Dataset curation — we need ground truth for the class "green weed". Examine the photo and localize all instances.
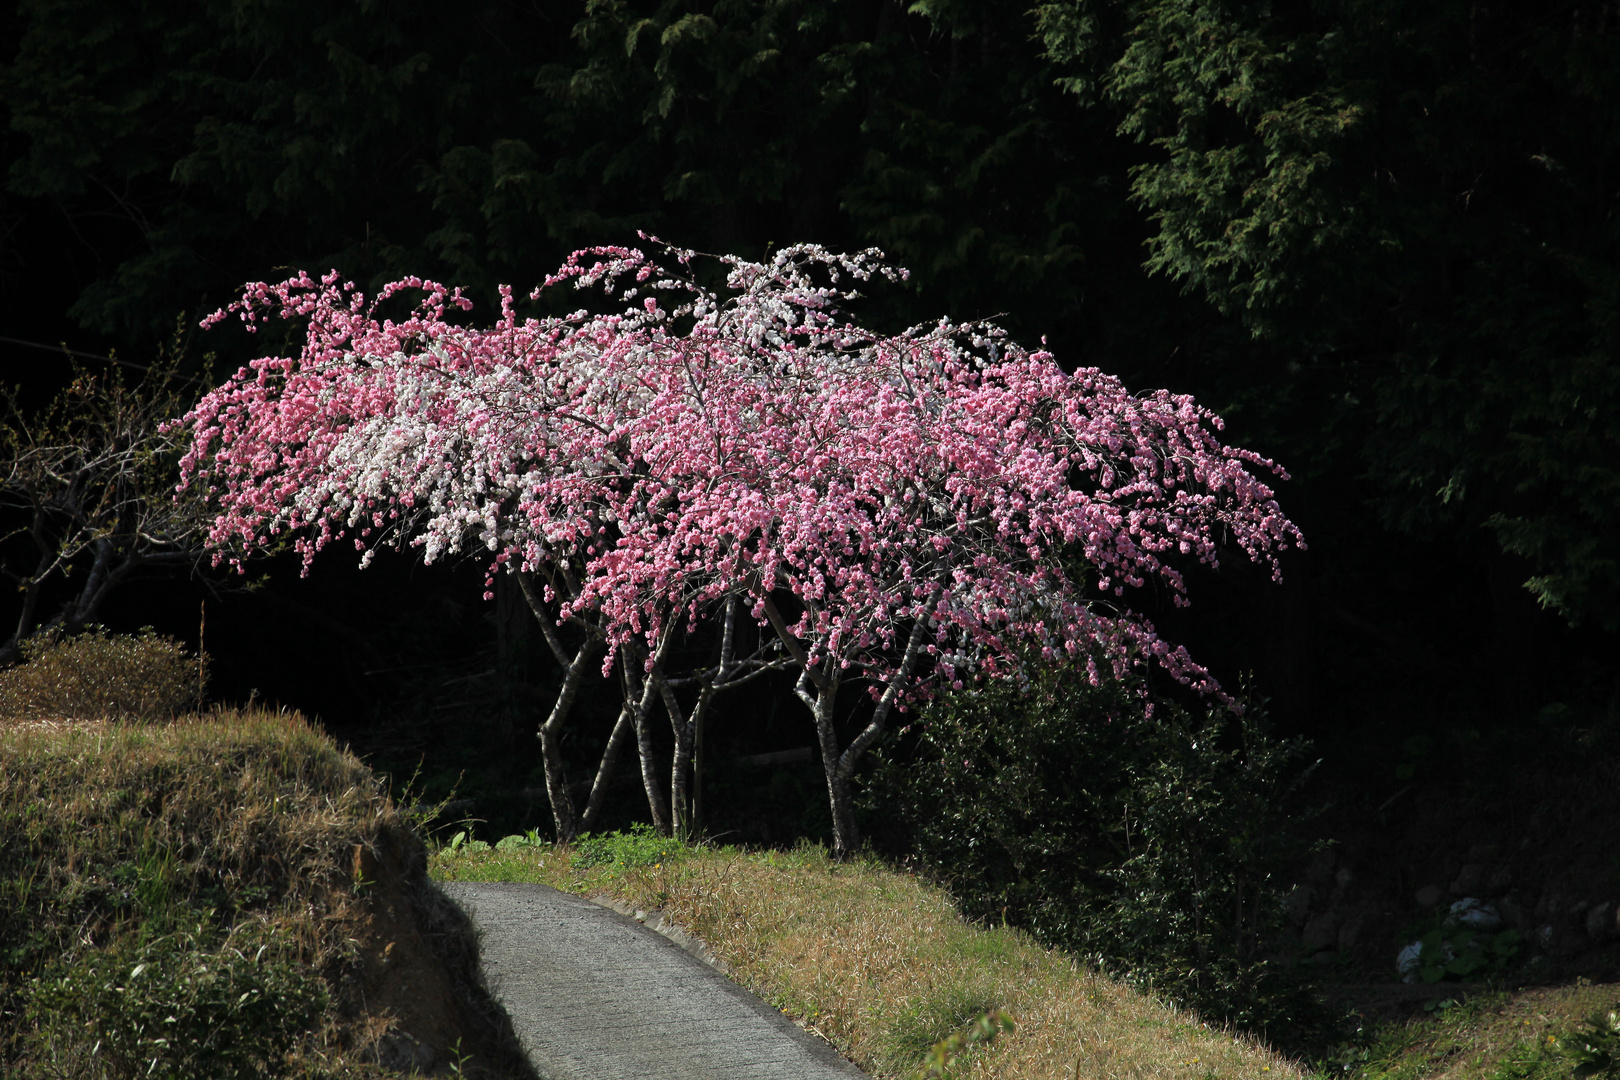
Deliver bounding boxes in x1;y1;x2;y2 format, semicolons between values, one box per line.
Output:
570;823;687;872
1561;1010;1620;1080
23;914;325;1080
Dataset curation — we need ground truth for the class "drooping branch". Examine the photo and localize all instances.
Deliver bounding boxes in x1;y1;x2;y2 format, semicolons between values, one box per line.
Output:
176;241;1301;856
759;593;822;691
516;569;574;668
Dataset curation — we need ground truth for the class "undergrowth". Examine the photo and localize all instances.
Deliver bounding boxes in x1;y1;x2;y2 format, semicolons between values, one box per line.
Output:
864;668;1325;1046
1322;985;1620;1080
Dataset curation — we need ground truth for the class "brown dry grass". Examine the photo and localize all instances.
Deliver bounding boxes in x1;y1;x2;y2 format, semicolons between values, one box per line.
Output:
0;708;533;1079
433;842;1306;1080
0;628;204;722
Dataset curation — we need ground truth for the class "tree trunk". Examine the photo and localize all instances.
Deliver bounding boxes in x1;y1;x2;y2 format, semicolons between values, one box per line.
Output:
514;569;604;844
821;616;930;859
693;597;737;836
4;530;54;660
620;643;671;835
580;702;634;835
62;536;116;634
660;674;693;839
762;594;860;855
692;690;707;834
585;651;664;834
808;673;859;857
538;638;600;843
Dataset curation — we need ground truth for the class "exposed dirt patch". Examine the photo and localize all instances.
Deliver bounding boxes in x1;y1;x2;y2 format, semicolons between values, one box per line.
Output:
333;817;537;1077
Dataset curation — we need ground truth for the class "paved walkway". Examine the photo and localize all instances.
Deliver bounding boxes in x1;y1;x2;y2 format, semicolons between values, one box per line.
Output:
439;881;868;1080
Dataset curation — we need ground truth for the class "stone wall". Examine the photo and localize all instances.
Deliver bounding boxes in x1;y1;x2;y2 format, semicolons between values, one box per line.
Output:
1278;757;1620;989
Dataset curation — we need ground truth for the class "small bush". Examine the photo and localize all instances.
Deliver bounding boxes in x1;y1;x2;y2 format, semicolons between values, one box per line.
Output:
24;915;325;1080
866;665;1324;1041
1399;915;1522;984
0;627;203;721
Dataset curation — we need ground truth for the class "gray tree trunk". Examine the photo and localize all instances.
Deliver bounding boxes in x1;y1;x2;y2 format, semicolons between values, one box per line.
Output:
620;641;672;835
538;638;600;843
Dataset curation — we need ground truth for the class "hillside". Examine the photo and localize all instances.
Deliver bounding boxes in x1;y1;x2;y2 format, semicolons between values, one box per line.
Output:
0;710;532;1079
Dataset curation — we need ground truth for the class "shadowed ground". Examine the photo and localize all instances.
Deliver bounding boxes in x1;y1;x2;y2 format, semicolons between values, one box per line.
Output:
440;881;869;1080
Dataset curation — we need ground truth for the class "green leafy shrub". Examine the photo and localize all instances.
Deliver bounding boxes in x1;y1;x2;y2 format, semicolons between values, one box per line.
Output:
571;824;686;871
1562;1010;1620;1080
494;829;546;851
1400;919;1521;984
24;915;325;1080
866;666;1322;1040
0;627;203;721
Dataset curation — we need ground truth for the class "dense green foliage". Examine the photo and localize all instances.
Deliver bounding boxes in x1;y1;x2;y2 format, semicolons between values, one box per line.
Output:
1032;0;1620;632
0;0;1123;343
867;669;1321;1037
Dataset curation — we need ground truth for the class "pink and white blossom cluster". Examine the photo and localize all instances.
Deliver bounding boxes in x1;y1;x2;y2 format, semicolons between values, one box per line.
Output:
177;239;1303;709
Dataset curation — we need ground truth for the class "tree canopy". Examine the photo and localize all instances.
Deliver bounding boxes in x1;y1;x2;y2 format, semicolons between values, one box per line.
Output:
176;241;1301;849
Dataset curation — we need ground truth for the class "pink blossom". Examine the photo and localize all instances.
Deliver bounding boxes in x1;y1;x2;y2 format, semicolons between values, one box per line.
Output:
176;239;1302;852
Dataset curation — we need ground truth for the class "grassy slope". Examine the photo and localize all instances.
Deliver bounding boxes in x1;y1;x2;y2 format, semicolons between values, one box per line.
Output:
432;839;1620;1080
0;711;530;1080
1334;984;1620;1080
432;840;1306;1080
3;702;1610;1080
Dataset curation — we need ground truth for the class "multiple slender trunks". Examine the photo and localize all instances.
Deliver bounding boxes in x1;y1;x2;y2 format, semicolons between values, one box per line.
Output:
512;568;931;857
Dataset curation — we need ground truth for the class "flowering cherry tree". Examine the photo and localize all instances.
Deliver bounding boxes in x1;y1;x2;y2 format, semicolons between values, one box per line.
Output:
177;239;1303;853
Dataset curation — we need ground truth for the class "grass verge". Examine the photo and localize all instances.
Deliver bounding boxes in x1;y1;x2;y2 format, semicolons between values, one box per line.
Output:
431;834;1305;1080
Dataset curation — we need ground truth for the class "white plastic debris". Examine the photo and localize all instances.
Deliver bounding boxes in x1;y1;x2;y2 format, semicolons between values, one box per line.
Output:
1449;897;1503;930
1397;940;1425;982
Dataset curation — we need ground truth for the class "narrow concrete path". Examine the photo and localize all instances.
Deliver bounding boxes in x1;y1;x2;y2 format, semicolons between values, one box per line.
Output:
439;881;869;1080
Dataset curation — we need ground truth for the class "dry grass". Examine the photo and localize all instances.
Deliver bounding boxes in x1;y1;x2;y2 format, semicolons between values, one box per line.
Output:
0;708;532;1079
0;627;203;721
1336;983;1620;1080
432;841;1305;1080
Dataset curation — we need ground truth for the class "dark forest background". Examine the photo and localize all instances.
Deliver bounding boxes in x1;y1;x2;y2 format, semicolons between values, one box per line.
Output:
3;0;1619;1014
